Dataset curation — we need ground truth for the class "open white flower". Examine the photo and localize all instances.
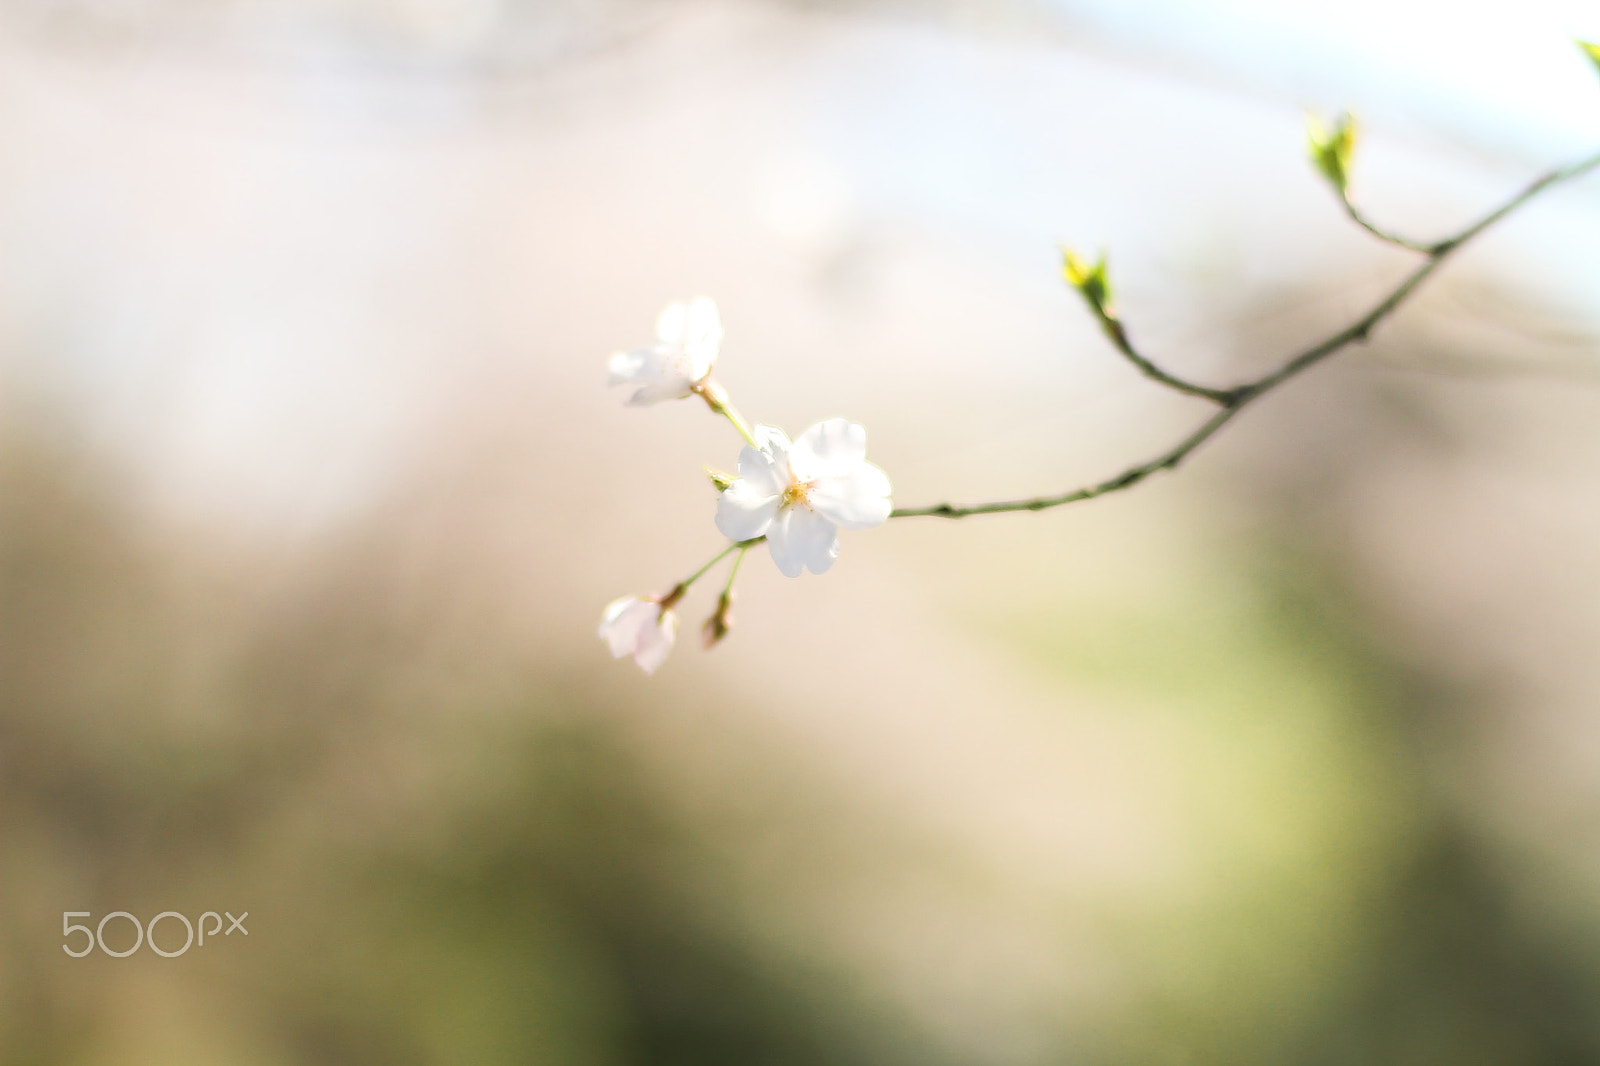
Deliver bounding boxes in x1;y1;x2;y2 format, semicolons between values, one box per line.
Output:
607;297;722;405
598;595;678;674
714;419;892;577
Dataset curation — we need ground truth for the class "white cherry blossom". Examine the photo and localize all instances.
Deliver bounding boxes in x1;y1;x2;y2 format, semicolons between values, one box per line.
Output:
714;419;892;577
598;595;678;674
607;297;722;405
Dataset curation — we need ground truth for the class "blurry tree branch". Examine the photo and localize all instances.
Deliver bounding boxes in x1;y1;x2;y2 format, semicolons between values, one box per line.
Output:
891;146;1600;520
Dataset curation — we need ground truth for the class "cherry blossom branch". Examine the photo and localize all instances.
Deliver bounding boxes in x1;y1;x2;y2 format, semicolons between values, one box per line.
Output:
600;63;1600;674
891;146;1600;521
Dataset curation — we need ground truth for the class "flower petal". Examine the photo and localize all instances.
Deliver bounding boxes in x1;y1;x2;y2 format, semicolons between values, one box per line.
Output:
632;611;677;674
599;597;656;657
627;376;694;405
809;462;892;530
751;424;792;459
609;345;696;404
655;302;689;347
735;440;788;498
790;419;866;479
767;506;838;577
716;482;780;541
680;297;722;381
607;347;660;386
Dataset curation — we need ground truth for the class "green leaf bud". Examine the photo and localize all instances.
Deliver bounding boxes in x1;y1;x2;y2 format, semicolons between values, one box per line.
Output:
1579;40;1600;79
1306;111;1357;195
1061;247;1112;314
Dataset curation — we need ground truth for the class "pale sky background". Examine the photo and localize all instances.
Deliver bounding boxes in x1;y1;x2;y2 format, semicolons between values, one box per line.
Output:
1066;0;1600;156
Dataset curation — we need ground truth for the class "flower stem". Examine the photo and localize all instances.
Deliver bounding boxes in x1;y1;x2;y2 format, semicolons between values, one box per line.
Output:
718;402;758;448
663;538;763;610
683;542;743;587
693;379;758;448
722;543;749;596
699;544;749;649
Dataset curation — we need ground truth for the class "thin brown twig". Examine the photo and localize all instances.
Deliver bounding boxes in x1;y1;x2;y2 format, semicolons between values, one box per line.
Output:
1092;310;1236;404
891;147;1600;521
1340;197;1437;253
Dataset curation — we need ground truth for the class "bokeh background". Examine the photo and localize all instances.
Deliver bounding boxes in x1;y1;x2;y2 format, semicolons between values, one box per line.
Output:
5;0;1600;1062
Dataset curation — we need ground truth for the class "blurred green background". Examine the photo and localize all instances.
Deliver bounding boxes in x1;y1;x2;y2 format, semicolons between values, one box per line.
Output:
5;1;1600;1063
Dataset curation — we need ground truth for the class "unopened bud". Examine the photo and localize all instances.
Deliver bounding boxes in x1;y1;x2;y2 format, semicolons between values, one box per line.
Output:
706;467;734;492
1306;111;1357;195
1061;248;1112;315
1580;40;1600;79
701;591;734;649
